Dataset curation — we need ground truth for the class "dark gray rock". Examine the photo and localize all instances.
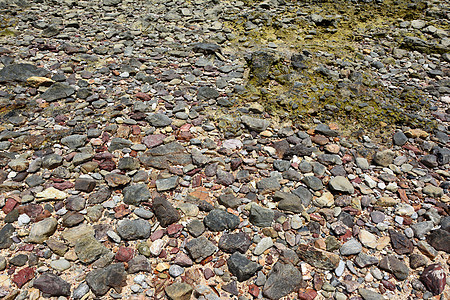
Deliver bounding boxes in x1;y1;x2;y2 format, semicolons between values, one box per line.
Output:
216;169;235;186
41;83;75;102
0;63;50;82
219;232;252;254
315;124;338;137
123;184;151;206
186;219;205;237
192;43;221;54
185;236;217;263
42;154;63;169
273;191;304;213
379;255;409;280
33;273;71;296
156;176;179;191
420;155;438;168
358;288;386;300
204;209;240;232
292;186;313;207
218;193;241;209
109;138;133;151
302;176;323;191
249;204;274;227
393;131;408;146
152;196;180;227
227;252;262;281
263;262;302;300
140;142;192;169
197;86;220;100
61;135;87;149
427;229;450;253
116;219;151;240
127;255;152;273
146;113;172;127
0;224;14;249
241;115;270;132
86;263;126;296
256;177;280;193
118;157;140;171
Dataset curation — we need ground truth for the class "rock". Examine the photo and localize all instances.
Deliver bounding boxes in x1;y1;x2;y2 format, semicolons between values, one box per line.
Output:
302;176;323;191
422;185;444;197
373;150;395;167
73;283;90;299
9;254;28;266
122;184;151;206
249;204;274;227
165;282;193;300
61;135;87;149
156;176;179;191
197;86;220;99
27;218;58;243
36;187;68;201
146;113;172;127
254;237;273;255
216;169;235;186
241;115;270;132
75;235;110;264
409;254;428;269
192;42;221;54
257;177;280;193
359;230;377;249
117;219;151;240
140;142;192;169
0;256;6;271
219;232;251;254
389;229;413;254
355;253;379;268
296;244;339;270
86;263;127;296
185;236;217;263
227;252;262;282
42;154;63;169
41;82;74;102
427;229;450;253
50;259;71;271
329;176;354;194
204;209;240;231
411;221;433;239
0;224;14;249
370;211;385;223
152;196;181;227
379;255;409;280
109;138;133;151
340;239;362;256
421;155;438;168
274;191;304;213
104;173;131;187
186;219;205;237
263;262;302;300
0;63;50;82
358;288;386;300
118;157;140;170
74;178;96;193
218;193;241;209
33;273;71;296
142;134;165;148
393;131;408;146
13;267;35;288
127;255;152;273
420;264;446;295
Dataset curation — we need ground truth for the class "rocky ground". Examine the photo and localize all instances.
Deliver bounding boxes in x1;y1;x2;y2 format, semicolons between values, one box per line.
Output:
0;0;449;299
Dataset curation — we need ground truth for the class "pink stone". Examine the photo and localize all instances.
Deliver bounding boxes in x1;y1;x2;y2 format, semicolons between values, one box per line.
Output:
13;267;35;288
142;134;165;148
115;246;134;262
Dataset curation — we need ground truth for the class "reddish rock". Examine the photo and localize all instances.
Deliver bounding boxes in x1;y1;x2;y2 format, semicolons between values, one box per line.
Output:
98;159;116;171
298;289;318;300
167;224;183;237
420;264;446;295
114;204;131;219
3;198;18;214
115;246;134;262
35;210;52;222
135;92;151;101
311;135;328;145
248;284;260;297
142;134;165;148
18;204;43;220
203;268;214;280
150;229;165;241
13;267;35;288
381;280;396;291
53;181;74;190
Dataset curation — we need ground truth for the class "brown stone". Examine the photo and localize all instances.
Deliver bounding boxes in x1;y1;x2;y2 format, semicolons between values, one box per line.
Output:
420;264;446;295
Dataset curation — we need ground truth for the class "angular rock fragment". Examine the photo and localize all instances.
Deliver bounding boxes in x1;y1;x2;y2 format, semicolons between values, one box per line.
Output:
420;264;446;295
204;209;240;231
86;263;127;296
33;273;71;296
227;252;262;282
152;196;181;227
263;262;302;300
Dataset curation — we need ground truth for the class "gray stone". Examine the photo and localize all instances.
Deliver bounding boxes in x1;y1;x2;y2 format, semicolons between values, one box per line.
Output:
273;191;304;213
241;115;270;132
61;135;87;149
73;282;90;299
109;138;133;151
41;83;75;102
127;255;152;273
340;239;362;255
186;219;205;237
140;142;192;169
373;150;395;167
216;169;235;186
156;176;179;191
117;219;151;240
256;177;280;193
0;224;14;249
86;263;127;296
218;193;241;209
249;204;274;227
123;184;151;206
263;262;302;300
379;255;410;280
393;131;408;146
219;232;251;254
27;218;58;243
329;176;354;194
146;113;172;127
0;63;50;82
118;157;140;171
411;221;434;239
75;235;110;264
292;186;313;207
302;176;323;191
42;154;63;169
204;209;240;232
227;252;262;281
185;236;217;263
359;288;386;300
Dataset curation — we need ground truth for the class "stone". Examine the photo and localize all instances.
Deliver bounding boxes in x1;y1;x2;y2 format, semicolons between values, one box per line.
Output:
263;262;302;300
296;245;340;270
9;254;28;266
33;273;71;296
218;193;241;209
42;154;63;169
219;232;251;254
74;178;97;193
127;255;152;273
257;177;281;193
340;239;362;256
373;150;395;167
185;236;217;263
152;196;181;227
253;237;273;255
117;219;151;240
104;173;131;187
122;184;151;206
427;229;450;253
169;265;184;277
355;253;379;268
204;209;240;231
146;113;172;127
13;267;35;288
302;176;323;191
118;157;140;171
186;219;205;237
420;264;446;295
241;115;270;132
165;282;193;300
409;254;427;269
140;142;192;169
46;238;68;256
411;221;433;239
216;169;235;186
249;204;274;227
359;230;377;249
50;259;71;271
61;134;87;149
0;224;14;249
86;263;127;296
75;235;110;264
27;218;58;243
421;155;438;168
73;283;90;299
422;185;444;197
36;187;68;201
389;229;413;254
0;63;50;82
156;176;179;191
329;176;354;194
358;288;386;300
274;191;304;213
378;255;409;280
393;131;408;146
227;252;262;282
